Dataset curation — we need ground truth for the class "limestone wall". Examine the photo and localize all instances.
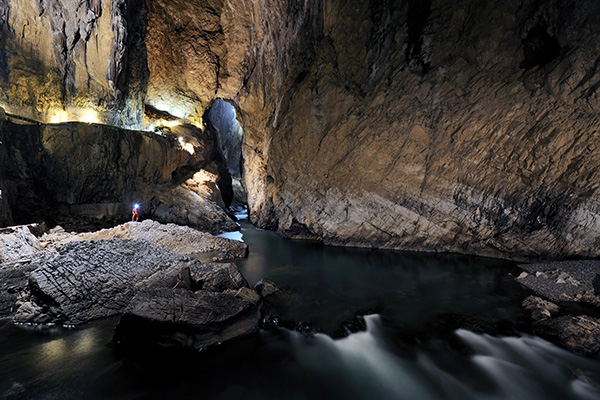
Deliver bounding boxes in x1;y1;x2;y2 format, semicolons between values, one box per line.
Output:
252;0;600;260
0;0;147;127
3;0;600;259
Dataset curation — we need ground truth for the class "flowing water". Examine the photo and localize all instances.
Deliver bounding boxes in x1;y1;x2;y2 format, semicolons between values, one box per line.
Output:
1;218;600;399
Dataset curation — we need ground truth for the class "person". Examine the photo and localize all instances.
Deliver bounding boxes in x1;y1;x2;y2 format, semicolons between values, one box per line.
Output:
132;203;140;222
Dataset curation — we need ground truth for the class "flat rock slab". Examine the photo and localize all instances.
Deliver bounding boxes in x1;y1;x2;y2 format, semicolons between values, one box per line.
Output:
517;260;600;304
13;238;189;325
42;219;247;261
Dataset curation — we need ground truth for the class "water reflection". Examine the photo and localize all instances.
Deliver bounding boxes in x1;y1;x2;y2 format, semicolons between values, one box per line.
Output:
235;220;520;333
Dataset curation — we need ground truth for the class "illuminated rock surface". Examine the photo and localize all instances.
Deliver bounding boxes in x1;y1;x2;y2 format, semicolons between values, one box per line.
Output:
141;0;600;260
0;118;236;231
2;1;600;259
0;0;147;126
41;219;247;261
0;220;247;321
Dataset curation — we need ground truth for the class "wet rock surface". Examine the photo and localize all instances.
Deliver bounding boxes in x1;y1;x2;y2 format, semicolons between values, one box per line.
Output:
517;261;600;305
12;239;188;325
537;315;600;356
115;284;262;351
522;295;560;322
0;220;259;352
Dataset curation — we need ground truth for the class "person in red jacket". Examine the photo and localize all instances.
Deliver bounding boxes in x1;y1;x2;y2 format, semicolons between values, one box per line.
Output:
132;203;140;222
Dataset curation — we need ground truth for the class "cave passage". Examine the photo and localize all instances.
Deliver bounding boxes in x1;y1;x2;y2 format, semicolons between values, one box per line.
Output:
205;99;246;205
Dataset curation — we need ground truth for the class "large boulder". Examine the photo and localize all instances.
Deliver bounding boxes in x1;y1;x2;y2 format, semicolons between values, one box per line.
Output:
12;239;188;325
537;315;600;356
114;262;262;351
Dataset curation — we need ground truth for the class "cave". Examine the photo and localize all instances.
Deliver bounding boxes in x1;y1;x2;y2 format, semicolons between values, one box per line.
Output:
204;99;247;206
1;0;600;399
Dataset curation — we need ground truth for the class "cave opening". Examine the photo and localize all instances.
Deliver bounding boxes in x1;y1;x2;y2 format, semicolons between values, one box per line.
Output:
204;99;246;208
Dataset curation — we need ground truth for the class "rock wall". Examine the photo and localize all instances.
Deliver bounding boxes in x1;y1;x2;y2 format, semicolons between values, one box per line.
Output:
0;119;229;229
3;0;600;259
242;0;600;260
0;0;147;126
146;0;600;260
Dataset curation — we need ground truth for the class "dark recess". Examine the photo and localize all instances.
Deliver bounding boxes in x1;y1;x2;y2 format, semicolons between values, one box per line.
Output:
406;0;432;72
520;25;561;69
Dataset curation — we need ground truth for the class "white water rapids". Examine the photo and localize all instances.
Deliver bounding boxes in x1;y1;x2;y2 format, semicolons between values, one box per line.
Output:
285;315;600;400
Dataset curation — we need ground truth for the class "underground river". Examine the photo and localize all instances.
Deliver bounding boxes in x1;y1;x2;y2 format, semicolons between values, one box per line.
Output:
1;217;600;399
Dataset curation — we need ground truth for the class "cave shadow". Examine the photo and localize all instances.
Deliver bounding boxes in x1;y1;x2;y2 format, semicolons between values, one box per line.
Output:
203;98;247;208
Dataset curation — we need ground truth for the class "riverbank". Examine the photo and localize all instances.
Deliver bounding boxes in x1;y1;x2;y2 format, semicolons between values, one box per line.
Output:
0;220;273;352
515;260;600;355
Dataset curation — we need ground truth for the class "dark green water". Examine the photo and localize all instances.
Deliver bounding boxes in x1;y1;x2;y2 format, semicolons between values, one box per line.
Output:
1;219;600;399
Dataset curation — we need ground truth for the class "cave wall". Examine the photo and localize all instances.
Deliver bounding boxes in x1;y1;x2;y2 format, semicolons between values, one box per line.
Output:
144;0;600;260
0;0;147;127
253;0;600;260
0;119;208;225
2;0;600;259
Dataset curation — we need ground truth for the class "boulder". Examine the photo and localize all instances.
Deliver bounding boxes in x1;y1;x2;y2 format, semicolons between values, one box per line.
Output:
114;286;261;351
538;315;600;356
12;238;189;325
254;278;280;298
521;295;560;322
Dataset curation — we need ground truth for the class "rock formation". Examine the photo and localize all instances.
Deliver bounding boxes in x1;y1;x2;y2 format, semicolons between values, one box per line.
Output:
2;0;600;259
41;219;247;261
114;263;262;351
0;219;265;351
0;0;147;126
242;0;600;261
0;220;248;321
516;260;600;355
13;238;188;325
0;118;236;231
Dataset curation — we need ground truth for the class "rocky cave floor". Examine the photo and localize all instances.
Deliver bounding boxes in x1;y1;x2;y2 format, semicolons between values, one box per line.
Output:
1;218;600;358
